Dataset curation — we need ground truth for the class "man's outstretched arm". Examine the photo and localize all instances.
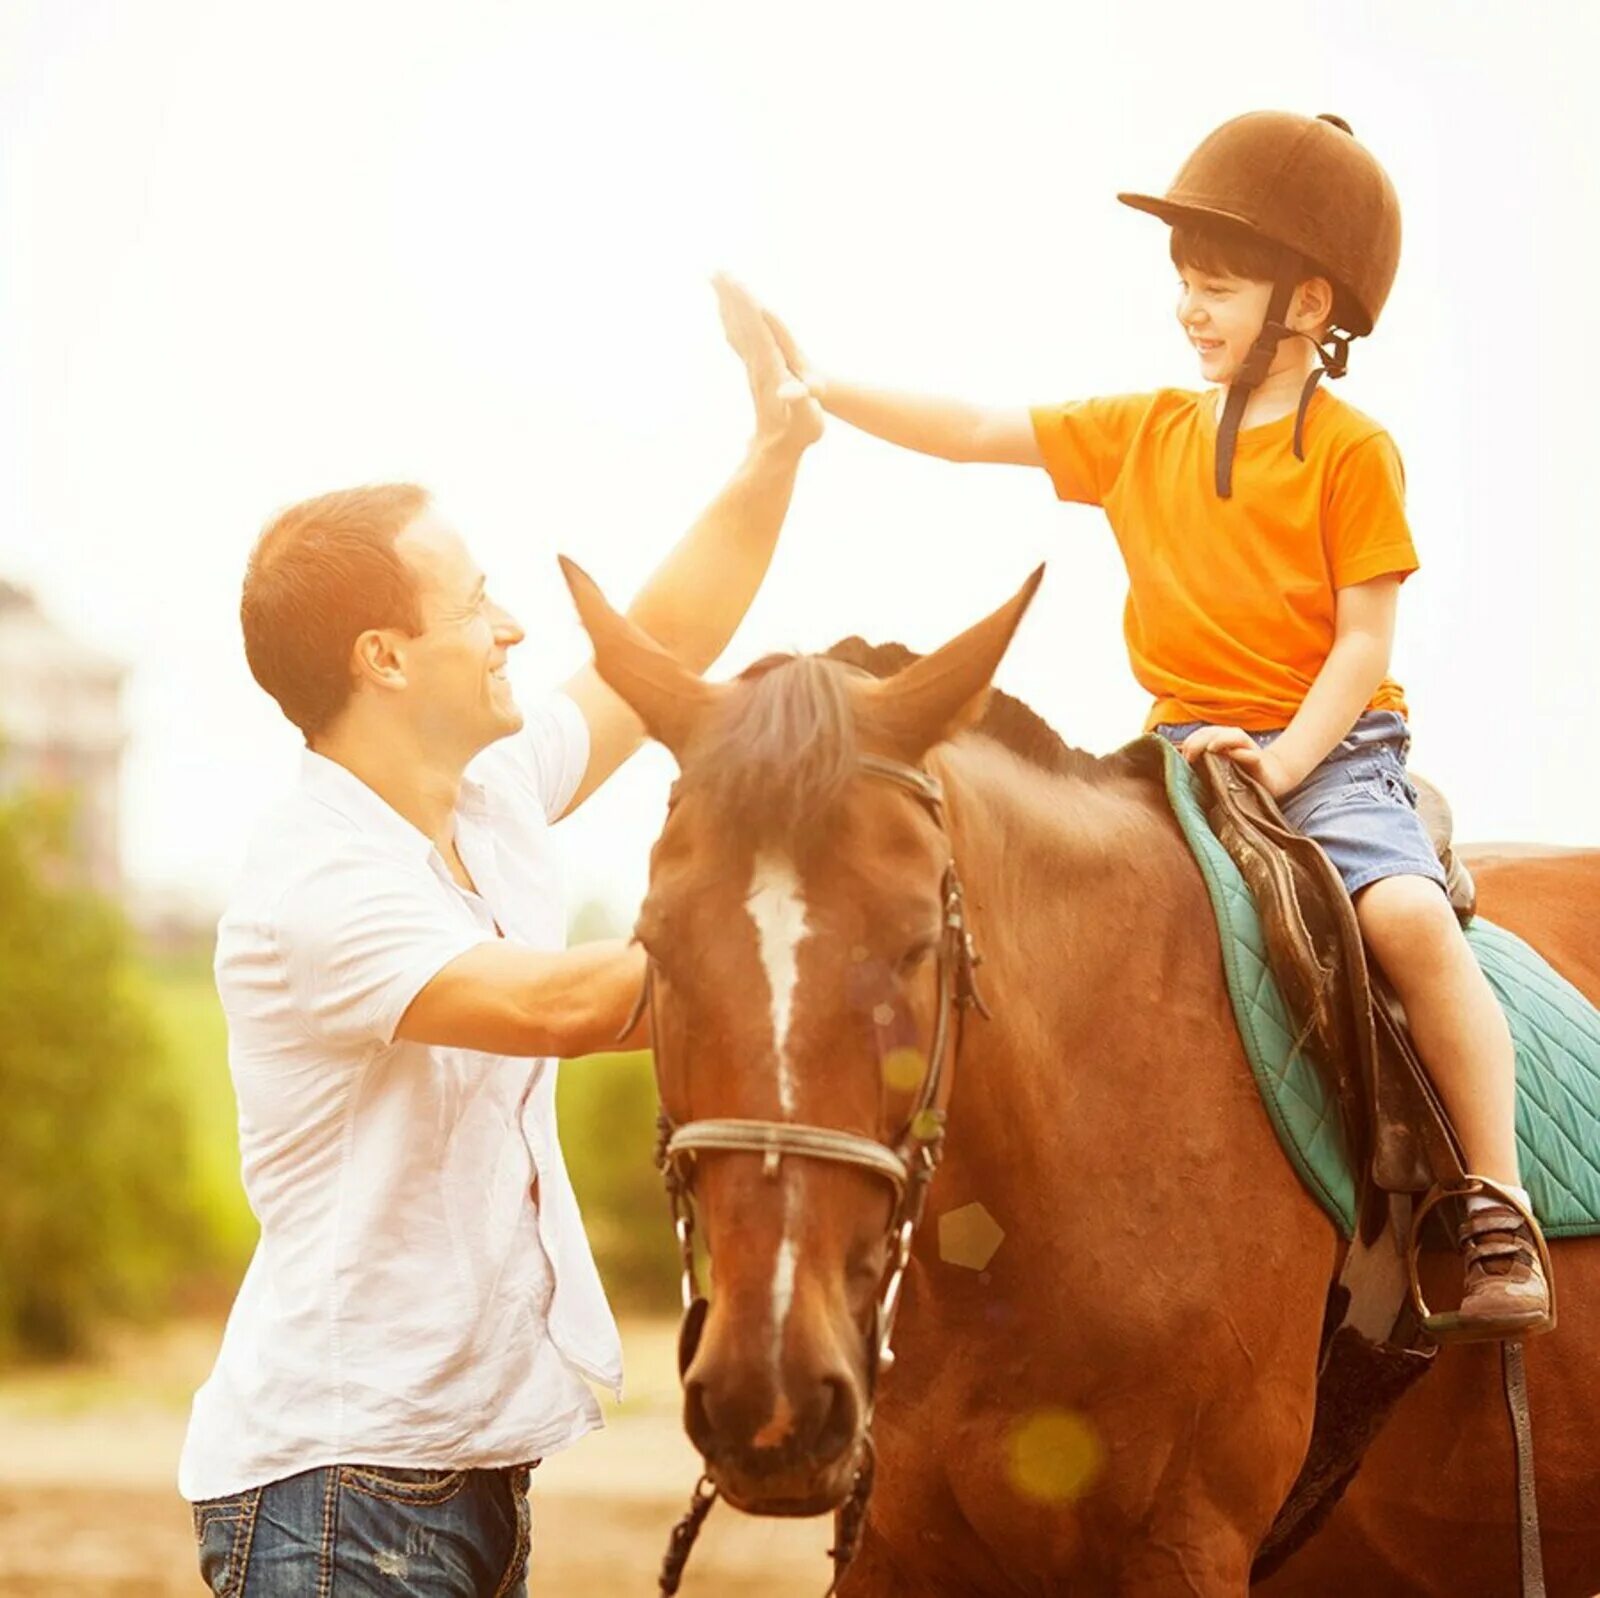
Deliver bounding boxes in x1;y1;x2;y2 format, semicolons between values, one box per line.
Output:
395;938;649;1058
557;276;823;816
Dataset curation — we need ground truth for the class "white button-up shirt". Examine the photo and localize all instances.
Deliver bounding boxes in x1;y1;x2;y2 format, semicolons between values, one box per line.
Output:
179;693;623;1502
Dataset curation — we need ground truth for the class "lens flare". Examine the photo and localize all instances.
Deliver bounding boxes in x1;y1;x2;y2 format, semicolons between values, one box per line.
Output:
937;1201;1004;1270
882;1046;925;1093
1006;1408;1104;1504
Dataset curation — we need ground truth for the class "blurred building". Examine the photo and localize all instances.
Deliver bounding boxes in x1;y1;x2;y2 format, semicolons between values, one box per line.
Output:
0;579;128;896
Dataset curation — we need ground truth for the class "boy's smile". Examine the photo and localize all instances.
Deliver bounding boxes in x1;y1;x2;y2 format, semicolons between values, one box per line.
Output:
1174;263;1335;411
1176;267;1275;385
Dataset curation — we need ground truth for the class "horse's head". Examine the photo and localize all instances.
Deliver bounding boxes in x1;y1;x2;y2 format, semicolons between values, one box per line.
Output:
562;558;1041;1515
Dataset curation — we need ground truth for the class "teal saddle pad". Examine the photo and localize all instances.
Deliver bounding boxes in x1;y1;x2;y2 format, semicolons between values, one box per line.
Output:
1144;734;1600;1240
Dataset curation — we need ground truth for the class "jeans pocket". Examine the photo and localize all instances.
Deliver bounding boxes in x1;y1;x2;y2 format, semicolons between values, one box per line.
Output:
193;1488;261;1597
1387;765;1421;809
1335;749;1418;809
337;1463;472;1507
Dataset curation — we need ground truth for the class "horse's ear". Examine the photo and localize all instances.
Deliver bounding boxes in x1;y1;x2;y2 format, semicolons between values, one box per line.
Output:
865;566;1044;756
559;556;720;759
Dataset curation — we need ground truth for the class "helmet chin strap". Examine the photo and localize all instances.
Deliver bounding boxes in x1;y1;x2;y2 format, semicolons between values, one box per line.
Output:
1213;273;1356;498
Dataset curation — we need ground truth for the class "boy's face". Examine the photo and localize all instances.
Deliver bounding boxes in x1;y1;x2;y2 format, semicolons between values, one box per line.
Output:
1175;265;1277;385
1175;264;1330;386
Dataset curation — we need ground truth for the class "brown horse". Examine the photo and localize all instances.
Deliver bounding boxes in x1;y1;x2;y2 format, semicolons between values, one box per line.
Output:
561;560;1600;1596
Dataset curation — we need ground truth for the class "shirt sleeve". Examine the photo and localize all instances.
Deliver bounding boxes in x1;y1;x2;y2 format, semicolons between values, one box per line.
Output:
1324;432;1421;589
467;690;592;823
1028;392;1156;505
274;850;491;1050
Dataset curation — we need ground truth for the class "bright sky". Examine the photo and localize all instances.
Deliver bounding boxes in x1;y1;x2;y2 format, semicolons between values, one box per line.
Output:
4;0;1596;923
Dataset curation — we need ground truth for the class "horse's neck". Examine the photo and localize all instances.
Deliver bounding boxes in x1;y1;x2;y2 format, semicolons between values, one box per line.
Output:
937;737;1181;991
931;737;1223;1204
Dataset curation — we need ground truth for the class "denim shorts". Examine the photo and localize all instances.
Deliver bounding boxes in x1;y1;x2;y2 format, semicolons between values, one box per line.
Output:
192;1460;536;1596
1152;708;1448;899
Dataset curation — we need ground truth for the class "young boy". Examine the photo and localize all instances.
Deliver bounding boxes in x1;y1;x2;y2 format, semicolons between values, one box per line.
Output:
735;110;1550;1340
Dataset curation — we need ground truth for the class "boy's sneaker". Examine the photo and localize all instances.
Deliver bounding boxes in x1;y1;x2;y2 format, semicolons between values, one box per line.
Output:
1431;1202;1555;1342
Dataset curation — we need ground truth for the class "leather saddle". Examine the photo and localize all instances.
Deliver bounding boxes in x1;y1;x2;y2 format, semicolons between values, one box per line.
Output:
1192;751;1475;1228
1196;758;1559;1595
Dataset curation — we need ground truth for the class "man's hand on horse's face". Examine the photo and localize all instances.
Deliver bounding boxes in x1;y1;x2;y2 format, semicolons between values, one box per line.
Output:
712;273;824;453
1180;726;1295;798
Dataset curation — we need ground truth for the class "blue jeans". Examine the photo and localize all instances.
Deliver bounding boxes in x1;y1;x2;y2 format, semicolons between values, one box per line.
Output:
1153;708;1449;898
192;1462;536;1596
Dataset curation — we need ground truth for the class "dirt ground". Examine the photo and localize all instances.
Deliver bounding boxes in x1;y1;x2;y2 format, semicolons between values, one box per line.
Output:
0;1319;832;1596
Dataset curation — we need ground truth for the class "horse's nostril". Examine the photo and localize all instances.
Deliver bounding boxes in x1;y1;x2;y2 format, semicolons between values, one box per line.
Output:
811;1374;859;1465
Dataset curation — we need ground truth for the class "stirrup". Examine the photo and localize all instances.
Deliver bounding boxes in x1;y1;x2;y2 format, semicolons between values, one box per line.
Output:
1405;1176;1557;1344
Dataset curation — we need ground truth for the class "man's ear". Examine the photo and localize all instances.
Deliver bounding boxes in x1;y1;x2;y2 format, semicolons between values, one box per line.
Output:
350;627;408;692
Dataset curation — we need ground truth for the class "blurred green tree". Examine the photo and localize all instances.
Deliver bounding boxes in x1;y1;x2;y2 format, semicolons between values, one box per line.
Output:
0;787;199;1360
558;896;678;1311
557;1048;679;1311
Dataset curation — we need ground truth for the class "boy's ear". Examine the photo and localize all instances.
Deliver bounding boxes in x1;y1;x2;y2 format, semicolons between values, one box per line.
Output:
1296;274;1336;333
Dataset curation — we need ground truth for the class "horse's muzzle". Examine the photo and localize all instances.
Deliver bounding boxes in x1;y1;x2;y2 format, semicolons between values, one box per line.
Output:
683;1358;865;1512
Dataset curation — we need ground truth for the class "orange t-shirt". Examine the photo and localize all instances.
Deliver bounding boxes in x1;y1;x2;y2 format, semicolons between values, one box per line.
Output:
1029;386;1418;731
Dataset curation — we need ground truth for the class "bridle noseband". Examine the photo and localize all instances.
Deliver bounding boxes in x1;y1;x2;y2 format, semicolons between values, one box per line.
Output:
645;752;988;1596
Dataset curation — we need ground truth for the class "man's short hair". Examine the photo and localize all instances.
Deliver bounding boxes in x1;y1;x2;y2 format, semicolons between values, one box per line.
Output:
1169;220;1348;337
241;483;430;739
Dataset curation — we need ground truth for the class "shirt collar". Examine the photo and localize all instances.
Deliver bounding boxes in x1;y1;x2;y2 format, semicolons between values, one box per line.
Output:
299;749;486;863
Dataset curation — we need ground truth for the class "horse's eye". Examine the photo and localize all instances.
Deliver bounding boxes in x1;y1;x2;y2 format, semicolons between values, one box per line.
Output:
846;1236;889;1295
896;939;938;977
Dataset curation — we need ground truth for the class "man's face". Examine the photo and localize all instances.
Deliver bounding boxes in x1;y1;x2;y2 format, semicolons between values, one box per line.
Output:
388;506;525;757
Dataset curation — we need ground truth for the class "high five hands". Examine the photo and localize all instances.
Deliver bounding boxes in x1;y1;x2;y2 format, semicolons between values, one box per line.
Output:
711;274;823;454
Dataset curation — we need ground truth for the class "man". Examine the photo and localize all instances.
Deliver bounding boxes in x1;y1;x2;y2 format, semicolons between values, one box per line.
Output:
180;279;822;1595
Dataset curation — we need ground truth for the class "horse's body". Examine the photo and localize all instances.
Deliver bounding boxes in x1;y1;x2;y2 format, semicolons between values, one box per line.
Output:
558;560;1600;1595
836;736;1341;1594
1256;850;1600;1598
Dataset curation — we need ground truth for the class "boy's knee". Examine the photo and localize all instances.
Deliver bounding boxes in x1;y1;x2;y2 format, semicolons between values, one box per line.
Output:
1354;873;1456;968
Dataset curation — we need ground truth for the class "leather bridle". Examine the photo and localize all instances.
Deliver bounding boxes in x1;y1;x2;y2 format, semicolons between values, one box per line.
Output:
642;751;989;1596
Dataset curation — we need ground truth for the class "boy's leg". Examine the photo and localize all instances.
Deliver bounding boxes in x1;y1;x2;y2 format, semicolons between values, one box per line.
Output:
1355;873;1551;1335
1354;873;1519;1183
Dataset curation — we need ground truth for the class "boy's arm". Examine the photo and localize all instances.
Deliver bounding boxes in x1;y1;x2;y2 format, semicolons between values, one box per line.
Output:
1187;575;1400;793
721;282;1042;467
805;374;1043;467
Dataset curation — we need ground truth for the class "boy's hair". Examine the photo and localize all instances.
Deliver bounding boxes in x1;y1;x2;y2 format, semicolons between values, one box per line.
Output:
1169;220;1349;338
241;483;430;740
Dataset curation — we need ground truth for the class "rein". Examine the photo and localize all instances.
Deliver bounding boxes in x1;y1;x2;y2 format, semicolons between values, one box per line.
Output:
642;751;989;1596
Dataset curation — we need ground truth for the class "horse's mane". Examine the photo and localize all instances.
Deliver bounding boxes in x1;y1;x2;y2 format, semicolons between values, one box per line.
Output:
676;636;1140;844
823;636;1112;784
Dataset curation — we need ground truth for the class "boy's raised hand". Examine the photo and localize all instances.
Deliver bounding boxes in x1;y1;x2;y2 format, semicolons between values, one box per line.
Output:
761;308;819;397
712;273;823;452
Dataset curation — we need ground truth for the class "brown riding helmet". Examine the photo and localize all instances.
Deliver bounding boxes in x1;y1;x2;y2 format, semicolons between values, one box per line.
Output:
1117;111;1402;496
1117;110;1401;336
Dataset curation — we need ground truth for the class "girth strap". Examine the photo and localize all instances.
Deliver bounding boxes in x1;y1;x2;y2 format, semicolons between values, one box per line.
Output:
1502;1341;1546;1598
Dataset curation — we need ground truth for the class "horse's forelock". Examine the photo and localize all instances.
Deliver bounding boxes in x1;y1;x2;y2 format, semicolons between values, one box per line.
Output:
679;654;860;844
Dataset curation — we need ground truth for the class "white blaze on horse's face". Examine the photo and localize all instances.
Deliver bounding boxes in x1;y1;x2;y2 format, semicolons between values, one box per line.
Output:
745;848;811;1422
745;850;811;1117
